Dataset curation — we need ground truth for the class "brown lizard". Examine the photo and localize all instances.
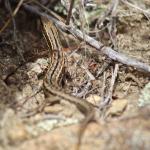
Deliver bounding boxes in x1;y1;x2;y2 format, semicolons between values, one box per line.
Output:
41;16;95;149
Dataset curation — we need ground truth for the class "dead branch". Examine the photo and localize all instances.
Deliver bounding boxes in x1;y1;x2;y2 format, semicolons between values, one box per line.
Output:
23;4;150;75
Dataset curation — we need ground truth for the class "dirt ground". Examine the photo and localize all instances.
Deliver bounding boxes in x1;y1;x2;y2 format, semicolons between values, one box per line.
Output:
0;1;150;150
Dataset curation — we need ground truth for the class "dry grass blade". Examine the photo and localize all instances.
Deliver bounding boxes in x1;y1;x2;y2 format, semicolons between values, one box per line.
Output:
0;0;24;34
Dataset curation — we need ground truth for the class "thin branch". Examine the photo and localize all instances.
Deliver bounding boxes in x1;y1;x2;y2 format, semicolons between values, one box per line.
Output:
0;0;24;34
100;64;119;108
121;0;150;19
23;4;150;74
66;0;75;25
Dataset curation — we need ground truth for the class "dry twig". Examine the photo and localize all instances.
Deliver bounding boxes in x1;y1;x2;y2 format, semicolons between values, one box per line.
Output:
23;4;150;74
121;0;150;19
0;0;24;34
100;64;119;109
66;0;75;25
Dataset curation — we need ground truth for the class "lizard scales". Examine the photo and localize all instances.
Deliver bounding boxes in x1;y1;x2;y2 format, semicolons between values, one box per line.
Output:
41;16;95;149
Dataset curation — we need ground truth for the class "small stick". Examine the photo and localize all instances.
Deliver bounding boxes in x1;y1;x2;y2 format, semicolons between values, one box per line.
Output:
100;64;119;108
66;0;75;25
23;4;150;74
0;0;24;33
121;0;150;17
